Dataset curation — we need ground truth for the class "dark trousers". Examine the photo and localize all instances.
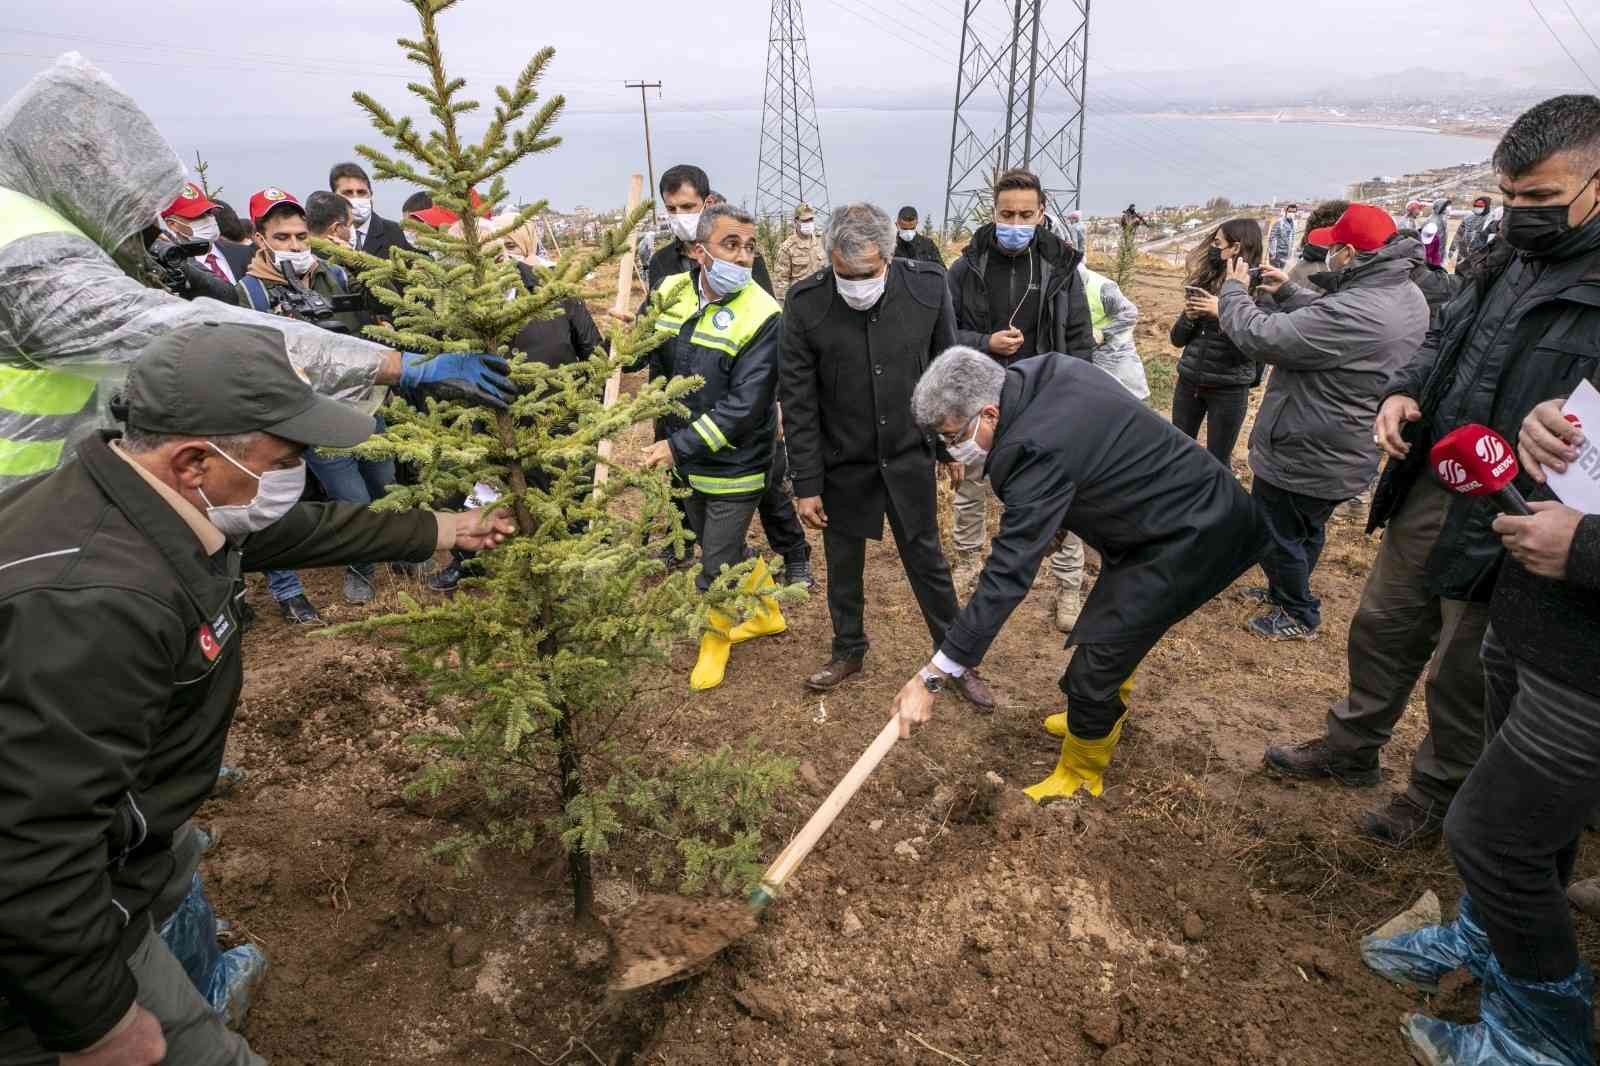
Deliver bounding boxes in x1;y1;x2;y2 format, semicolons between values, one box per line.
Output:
1445;627;1600;983
683;490;761;594
1325;478;1488;809
1171;381;1249;468
1059;632;1165;740
822;487;958;662
756;442;808;561
1251;477;1341;629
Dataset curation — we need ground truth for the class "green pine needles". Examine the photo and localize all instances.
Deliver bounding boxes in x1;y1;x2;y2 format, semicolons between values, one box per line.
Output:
320;0;792;922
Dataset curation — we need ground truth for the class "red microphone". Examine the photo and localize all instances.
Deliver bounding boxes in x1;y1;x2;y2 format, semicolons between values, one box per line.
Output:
1428;424;1532;516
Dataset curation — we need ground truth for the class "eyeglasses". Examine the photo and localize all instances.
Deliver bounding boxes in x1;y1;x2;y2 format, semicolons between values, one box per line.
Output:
938;414;979;447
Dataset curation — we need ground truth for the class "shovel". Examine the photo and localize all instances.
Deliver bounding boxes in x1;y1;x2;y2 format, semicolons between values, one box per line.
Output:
607;711;904;993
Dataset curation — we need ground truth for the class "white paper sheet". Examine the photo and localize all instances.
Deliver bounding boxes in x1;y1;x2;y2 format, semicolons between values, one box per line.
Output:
1548;379;1600;515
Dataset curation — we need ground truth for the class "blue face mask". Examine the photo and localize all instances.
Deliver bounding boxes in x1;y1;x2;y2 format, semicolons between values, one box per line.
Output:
703;253;752;296
995;223;1035;252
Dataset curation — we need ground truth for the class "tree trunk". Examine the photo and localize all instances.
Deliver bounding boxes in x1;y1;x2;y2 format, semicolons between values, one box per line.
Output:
554;708;595;924
495;410;536;535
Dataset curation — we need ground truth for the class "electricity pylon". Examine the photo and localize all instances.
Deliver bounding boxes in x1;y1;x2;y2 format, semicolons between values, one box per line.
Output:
754;0;830;223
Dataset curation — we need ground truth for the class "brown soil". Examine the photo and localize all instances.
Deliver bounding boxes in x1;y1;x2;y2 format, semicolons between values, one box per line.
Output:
606;895;761;994
198;260;1599;1064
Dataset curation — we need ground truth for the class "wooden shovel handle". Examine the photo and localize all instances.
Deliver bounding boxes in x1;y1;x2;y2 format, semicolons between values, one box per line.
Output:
759;713;902;896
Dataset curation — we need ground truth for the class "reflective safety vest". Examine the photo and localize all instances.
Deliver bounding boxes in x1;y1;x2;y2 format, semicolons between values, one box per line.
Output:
0;187;100;486
652;272;781;497
1080;265;1113;336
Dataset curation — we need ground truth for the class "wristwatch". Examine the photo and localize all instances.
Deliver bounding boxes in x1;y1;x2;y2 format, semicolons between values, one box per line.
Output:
918;667;945;694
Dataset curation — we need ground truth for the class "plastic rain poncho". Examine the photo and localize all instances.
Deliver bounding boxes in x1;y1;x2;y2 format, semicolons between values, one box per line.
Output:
0;53;394;487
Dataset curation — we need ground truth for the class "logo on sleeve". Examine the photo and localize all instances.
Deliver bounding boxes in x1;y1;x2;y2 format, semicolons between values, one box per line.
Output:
197;624;221;662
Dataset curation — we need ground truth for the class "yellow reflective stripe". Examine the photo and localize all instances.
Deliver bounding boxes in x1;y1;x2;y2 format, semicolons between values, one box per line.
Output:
1081;267;1110;333
690;330;741;357
687;472;766;495
0;435;66;477
691;419;719;452
0;188;86;247
655;315;686;334
0;366;98;417
696;415;730;450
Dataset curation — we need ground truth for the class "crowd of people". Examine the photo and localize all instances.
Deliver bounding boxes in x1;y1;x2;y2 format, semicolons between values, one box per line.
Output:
0;50;1598;1064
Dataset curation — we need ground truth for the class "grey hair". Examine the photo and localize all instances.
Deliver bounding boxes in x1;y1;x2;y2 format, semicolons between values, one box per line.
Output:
696;202;755;242
911;346;1006;430
121;426;260;457
826;202;895;266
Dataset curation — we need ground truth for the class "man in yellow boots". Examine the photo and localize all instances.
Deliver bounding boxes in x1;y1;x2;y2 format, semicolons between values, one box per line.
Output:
890;346;1268;800
641;204;786;690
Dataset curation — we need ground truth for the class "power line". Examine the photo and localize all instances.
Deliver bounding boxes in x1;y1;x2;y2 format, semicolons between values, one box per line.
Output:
1526;0;1600;91
624;80;662;221
1560;0;1600;61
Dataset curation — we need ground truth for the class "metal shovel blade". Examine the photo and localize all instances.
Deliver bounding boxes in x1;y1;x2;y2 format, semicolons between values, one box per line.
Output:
605;894;761;994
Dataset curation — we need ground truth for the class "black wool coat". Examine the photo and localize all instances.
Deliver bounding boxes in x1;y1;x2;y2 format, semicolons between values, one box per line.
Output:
940;354;1269;666
780;257;956;541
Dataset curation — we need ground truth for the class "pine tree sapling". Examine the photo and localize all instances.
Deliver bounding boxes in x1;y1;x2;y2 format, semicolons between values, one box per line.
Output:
320;0;793;923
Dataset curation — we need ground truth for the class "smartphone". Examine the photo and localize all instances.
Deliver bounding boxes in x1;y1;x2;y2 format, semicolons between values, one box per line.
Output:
1184;286;1207;296
1248;267;1264;285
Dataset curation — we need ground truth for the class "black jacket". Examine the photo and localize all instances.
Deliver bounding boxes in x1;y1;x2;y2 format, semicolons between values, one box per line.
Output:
940;355;1268;666
1371;223;1600;600
0;434;439;1051
512;263;603;368
353;214;414;317
1410;262;1464;329
646;239;773;297
216;239;254;281
945;225;1094;362
1171;305;1258;388
1491;484;1600;697
894;233;945;267
780;258;956;541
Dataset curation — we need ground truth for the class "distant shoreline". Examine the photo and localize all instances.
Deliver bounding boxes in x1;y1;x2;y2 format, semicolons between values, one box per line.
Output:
1135;111;1502;142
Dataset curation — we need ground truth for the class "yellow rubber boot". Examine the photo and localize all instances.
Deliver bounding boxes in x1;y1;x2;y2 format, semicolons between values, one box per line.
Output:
690;609;735;691
1023;714;1128;803
1043;673;1134;739
729;558;787;644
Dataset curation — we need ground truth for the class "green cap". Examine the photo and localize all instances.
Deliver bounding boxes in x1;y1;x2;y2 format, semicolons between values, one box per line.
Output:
794;201;815;221
122;320;376;448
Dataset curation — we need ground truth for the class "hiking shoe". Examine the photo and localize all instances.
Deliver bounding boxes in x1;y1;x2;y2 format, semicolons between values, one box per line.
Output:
1263;736;1381;787
388;560;428;580
1235;585;1272;605
1246;606;1318;641
1358;794;1445;849
783;553;816;591
343;566;376;604
278;594;322;625
950;549;983;596
1568;877;1600;918
427;559;466;594
1054;585;1082;634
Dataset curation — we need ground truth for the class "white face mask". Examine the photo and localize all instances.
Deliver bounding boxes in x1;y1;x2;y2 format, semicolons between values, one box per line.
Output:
187;216;221;243
797;220;815;237
346;195;373;224
669;212;702;243
897;228;916;242
836;269;887;311
274;248;317;275
946;414;988;466
198;443;306;537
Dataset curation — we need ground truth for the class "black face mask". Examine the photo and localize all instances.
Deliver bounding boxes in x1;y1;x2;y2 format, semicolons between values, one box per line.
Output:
1206;246;1225;267
1503;172;1600;257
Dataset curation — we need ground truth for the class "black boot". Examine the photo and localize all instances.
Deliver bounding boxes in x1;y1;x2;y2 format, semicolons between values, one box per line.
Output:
1357;793;1446;849
1263;736;1380;787
782;551;816;591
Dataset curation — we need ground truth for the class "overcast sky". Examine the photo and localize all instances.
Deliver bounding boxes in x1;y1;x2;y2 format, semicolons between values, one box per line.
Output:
4;0;1598;130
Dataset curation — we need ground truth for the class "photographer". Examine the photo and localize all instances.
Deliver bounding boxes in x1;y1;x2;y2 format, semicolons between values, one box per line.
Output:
1215;204;1428;643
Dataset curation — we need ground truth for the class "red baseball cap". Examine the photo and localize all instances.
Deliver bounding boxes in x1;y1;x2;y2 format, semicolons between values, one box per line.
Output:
248;187;303;225
1308;203;1397;253
410;188;486;228
163;181;217;220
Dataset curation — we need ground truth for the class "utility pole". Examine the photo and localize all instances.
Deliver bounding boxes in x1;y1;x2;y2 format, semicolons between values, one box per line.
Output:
624;80;662;222
943;0;1091;236
754;0;830;224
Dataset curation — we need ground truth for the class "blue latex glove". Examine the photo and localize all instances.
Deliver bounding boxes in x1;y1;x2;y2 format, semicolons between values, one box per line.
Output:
399;352;515;409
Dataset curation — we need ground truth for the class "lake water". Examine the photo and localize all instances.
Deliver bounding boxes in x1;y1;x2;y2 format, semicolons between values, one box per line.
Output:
171;109;1491;224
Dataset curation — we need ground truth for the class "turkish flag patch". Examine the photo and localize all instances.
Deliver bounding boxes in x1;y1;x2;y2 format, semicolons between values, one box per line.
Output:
198;624;221;662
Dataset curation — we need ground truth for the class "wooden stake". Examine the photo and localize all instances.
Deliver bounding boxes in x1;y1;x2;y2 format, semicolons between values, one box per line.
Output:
593;172;644;495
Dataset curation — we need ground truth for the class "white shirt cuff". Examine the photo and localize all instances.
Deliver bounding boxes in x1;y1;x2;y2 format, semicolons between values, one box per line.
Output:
931;650;967;678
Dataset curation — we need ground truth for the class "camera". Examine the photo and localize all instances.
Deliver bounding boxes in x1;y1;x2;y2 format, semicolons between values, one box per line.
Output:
146;235;211;298
270;268;362;334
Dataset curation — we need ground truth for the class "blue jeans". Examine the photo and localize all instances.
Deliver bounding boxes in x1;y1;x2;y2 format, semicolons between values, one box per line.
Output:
305;416;396;580
1252;476;1340;629
265;568;303;602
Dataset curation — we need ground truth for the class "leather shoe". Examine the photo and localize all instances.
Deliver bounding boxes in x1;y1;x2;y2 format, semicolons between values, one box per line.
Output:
1357;793;1445;849
954;670;995;712
1263;736;1380;787
804;658;863;691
